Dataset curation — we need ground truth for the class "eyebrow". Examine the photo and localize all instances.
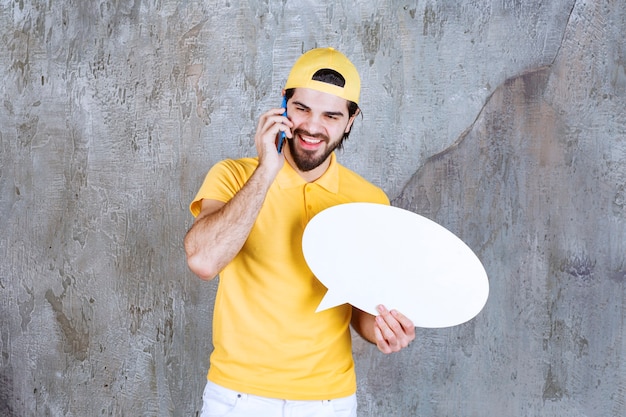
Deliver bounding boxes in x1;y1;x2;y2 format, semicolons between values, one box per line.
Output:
292;100;346;118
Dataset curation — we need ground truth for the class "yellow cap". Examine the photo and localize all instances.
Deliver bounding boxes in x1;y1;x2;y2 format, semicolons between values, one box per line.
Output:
284;47;361;104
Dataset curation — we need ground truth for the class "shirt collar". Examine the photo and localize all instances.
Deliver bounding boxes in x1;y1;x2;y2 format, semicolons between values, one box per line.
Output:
276;152;339;193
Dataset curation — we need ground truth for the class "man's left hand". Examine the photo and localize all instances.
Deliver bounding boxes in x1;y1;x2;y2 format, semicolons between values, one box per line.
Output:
373;305;416;354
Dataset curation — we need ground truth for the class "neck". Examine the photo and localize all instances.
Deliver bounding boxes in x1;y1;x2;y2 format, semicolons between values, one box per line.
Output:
283;146;332;183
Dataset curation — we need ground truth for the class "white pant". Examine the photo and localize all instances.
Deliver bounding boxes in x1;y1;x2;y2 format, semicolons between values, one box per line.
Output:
200;380;358;417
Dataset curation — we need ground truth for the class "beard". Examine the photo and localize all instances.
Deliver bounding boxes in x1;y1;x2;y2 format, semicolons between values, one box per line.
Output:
287;128;344;172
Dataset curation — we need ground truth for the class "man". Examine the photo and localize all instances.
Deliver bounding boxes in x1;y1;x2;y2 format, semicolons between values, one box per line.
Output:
185;47;415;417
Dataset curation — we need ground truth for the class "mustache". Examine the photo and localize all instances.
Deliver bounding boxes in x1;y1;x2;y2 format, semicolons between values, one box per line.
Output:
293;128;330;143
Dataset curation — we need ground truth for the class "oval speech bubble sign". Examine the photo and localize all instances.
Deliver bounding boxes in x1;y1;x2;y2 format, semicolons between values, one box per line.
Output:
302;203;489;328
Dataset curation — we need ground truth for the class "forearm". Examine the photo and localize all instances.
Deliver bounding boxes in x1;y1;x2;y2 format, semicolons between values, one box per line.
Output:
184;165;275;280
351;307;377;344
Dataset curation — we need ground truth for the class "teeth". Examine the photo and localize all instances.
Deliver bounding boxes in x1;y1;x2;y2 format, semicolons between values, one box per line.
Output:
302;137;321;144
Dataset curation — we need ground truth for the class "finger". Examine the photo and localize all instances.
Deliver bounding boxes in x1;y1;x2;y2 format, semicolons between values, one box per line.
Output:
377;305;402;334
256;108;289;134
390;310;416;341
374;325;392;354
377;307;414;350
379;305;412;332
256;109;278;132
375;314;401;350
259;108;290;125
258;115;292;142
261;107;289;120
375;305;398;340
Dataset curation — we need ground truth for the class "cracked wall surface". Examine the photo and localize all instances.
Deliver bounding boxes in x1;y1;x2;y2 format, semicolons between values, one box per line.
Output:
1;0;624;416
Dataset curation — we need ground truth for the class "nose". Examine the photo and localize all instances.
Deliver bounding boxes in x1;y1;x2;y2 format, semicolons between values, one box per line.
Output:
300;113;325;136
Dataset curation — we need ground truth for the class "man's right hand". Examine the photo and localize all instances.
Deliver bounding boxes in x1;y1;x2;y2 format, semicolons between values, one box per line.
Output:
254;107;292;177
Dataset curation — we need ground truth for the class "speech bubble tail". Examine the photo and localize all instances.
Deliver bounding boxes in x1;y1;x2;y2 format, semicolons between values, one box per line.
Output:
315;292;345;313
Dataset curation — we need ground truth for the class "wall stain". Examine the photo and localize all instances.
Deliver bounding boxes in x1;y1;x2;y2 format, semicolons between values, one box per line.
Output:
44;288;90;362
360;18;381;66
129;304;153;335
560;253;596;281
180;19;207;45
18;285;35;331
542;364;564;402
0;368;16;417
404;6;417;19
423;3;444;39
17;115;39;148
546;319;589;359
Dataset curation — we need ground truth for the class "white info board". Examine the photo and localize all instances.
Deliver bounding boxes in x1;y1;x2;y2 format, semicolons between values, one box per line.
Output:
302;203;489;328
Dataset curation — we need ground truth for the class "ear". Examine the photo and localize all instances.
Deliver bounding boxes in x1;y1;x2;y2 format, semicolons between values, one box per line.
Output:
344;108;360;133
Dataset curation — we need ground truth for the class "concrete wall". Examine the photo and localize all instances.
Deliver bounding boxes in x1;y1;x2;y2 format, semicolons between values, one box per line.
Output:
1;0;624;415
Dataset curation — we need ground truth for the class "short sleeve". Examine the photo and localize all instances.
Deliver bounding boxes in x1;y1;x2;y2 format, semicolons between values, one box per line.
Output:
189;159;255;217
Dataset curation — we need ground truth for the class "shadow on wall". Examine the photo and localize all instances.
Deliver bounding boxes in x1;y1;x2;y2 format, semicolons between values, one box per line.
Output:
392;36;625;413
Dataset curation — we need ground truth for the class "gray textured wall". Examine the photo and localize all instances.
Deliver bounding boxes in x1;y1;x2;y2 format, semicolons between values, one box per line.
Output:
1;0;624;416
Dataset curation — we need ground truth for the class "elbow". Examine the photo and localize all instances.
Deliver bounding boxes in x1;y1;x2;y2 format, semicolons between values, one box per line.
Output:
187;257;219;281
184;232;219;281
186;253;219;281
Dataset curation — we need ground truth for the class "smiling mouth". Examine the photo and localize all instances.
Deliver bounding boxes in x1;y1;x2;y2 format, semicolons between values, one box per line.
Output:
295;130;328;147
301;136;322;145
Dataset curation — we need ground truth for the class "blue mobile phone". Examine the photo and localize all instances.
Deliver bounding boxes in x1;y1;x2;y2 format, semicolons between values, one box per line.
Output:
277;96;287;154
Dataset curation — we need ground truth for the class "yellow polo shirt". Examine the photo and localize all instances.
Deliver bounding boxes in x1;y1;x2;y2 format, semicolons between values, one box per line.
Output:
190;153;389;400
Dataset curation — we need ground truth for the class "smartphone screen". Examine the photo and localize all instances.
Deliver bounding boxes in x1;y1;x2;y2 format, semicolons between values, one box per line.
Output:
277;96;287;153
